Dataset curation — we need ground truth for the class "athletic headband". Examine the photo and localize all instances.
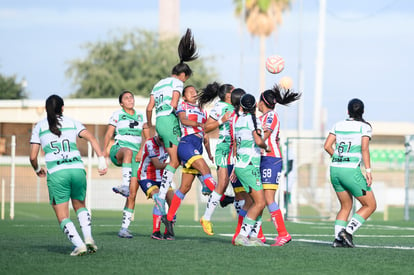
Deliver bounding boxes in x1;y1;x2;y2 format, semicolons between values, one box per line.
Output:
261;93;276;106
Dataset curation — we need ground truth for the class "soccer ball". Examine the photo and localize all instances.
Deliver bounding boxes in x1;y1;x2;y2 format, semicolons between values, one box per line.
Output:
265;55;285;74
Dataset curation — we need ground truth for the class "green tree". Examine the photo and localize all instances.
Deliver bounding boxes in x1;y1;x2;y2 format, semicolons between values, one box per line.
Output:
0;73;27;99
66;29;218;98
234;0;290;90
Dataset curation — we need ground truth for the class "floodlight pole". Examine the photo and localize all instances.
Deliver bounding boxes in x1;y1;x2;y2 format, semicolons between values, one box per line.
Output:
313;0;326;137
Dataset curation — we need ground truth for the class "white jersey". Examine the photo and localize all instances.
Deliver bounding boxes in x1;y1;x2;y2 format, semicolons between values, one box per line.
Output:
30;116;85;174
151;77;184;117
234;113;263;168
329;119;372;169
108;109;145;152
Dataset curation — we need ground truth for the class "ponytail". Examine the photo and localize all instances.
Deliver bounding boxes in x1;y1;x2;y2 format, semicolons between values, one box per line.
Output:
348;98;371;127
45;94;64;137
240;94;260;136
171;28;198;77
198;82;233;109
261;84;301;109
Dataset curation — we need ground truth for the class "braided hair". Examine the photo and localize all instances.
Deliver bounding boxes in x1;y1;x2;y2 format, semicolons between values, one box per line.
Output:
45;94;64;137
260;84;301;109
231;88;246;117
348;98;371;126
198;82;233;109
171;28;199;77
240;94;260;136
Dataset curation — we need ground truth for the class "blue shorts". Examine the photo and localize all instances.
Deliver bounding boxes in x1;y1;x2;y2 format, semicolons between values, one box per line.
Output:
228;164;245;194
178;134;204;174
260;156;283;190
139;179;161;198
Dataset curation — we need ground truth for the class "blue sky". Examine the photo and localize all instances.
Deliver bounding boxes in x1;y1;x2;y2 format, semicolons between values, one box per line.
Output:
0;0;413;131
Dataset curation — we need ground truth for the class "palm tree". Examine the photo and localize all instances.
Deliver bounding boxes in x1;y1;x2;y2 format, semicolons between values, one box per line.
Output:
234;0;290;91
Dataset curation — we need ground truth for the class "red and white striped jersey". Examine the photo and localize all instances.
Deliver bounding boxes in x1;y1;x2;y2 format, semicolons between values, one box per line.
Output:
260;110;282;158
137;137;168;182
176;101;207;137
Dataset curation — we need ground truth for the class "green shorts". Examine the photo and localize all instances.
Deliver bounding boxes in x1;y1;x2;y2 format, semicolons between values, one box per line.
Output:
47;169;87;205
109;144;140;177
215;146;230;168
156;114;181;148
235;165;263;193
330;166;371;197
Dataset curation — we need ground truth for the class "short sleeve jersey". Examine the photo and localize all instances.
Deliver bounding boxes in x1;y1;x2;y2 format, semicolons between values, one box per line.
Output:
260;110;282;158
151;77;184;117
137;137;169;182
329;119;372;168
234;113;263;168
108;109;145;152
30;116;85;174
176;101;207;137
209;101;234;152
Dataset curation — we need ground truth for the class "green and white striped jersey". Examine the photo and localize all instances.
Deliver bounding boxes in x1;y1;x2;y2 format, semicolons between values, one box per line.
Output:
209;101;234;152
108;109;145;152
234;113;263;168
151;77;184;117
329;119;372;168
30;116;85;174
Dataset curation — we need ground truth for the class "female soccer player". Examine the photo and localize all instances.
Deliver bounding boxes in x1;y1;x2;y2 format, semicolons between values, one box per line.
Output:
197;82;234;235
161;85;216;240
103;90;147;238
258;85;301;246
137;135;175;240
232;94;269;247
146;28;198;215
29;94;107;256
324;98;376;248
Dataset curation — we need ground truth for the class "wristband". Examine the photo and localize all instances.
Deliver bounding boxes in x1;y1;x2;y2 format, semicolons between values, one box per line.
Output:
35;166;41;173
98;156;107;170
218;118;223;125
366;168;372;173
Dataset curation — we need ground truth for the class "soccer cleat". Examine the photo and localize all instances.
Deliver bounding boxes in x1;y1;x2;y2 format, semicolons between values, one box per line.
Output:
272;233;292;246
163;232;175;240
118;228;133;238
199;216;214;236
332;238;347;248
219;195;235;208
153;193;166;215
84;238;98;253
70;244;87;256
161;215;175;240
112;185;130;197
339;229;355;248
234;234;253;246
249;237;270;247
151;231;163;240
201;186;212;196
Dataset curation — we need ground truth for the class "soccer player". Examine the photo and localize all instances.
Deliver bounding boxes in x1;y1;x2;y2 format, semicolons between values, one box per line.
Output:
258;85;301;246
103;90;147;238
29;94;107;256
146;28;198;216
161;85;216;240
232;94;269;247
137;135;175;240
324;98;376;248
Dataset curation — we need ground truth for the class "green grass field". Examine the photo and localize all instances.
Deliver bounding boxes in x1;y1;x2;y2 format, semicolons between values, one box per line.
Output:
1;203;414;275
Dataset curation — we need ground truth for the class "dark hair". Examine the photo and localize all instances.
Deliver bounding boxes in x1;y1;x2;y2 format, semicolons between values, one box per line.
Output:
260;84;301;109
198;82;233;109
240;94;260;136
118;90;133;104
231;88;246;117
348;98;370;126
45;94;64;137
171;28;198;77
